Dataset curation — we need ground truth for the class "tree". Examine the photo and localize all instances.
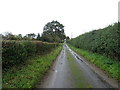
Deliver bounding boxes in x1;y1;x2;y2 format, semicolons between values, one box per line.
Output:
3;32;16;40
18;34;22;39
37;33;41;40
23;36;29;40
66;36;70;40
41;20;66;42
26;33;36;39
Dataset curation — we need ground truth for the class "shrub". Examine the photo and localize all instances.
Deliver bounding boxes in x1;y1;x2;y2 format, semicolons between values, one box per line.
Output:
2;41;36;69
68;23;119;61
33;41;58;55
2;40;58;69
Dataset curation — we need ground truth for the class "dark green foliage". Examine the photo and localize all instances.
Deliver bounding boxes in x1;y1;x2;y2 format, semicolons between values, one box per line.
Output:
22;41;36;57
33;41;58;55
2;41;36;69
36;33;41;40
41;20;66;43
2;40;58;69
39;42;57;54
3;45;62;88
68;23;119;61
26;33;36;39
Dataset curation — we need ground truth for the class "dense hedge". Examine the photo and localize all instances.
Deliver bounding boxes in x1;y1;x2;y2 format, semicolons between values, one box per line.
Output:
68;23;120;61
2;40;58;69
33;41;58;55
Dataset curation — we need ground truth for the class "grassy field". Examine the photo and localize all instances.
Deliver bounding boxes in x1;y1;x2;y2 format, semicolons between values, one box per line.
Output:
3;45;62;88
68;44;120;81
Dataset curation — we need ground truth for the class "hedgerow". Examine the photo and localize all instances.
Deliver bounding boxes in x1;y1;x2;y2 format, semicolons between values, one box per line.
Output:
68;23;119;61
2;40;58;69
34;41;58;55
3;45;62;88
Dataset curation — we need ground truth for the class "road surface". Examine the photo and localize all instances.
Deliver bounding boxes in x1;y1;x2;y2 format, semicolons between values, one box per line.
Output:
36;43;118;88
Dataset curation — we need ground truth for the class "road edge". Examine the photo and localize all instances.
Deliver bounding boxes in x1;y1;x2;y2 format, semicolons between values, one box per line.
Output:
67;44;119;88
35;47;63;88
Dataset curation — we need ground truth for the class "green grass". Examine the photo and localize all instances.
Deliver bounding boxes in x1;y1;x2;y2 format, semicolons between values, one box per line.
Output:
66;49;93;88
3;46;62;88
67;44;120;81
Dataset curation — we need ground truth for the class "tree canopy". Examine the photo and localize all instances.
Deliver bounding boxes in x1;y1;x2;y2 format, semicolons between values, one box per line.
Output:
41;20;66;43
2;20;69;42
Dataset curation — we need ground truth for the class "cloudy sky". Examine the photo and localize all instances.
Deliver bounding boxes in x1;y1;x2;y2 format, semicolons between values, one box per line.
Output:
0;0;119;38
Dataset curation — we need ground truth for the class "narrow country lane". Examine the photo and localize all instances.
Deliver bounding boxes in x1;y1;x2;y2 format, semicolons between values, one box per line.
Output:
36;43;117;88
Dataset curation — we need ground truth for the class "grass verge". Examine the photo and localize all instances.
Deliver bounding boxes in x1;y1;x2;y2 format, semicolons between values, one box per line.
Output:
3;45;62;88
67;44;120;81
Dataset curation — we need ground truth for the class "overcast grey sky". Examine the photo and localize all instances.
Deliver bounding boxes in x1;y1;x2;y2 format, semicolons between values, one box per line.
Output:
0;0;119;38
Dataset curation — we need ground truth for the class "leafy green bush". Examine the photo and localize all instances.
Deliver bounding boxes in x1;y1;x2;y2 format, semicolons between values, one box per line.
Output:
33;41;58;55
3;45;62;88
68;23;119;61
23;41;36;57
2;41;36;69
2;40;58;69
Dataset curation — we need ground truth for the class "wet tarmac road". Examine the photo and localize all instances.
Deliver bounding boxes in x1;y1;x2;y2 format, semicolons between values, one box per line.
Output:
36;44;118;88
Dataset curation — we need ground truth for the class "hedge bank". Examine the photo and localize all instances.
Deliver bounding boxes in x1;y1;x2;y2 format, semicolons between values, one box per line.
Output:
2;40;58;69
